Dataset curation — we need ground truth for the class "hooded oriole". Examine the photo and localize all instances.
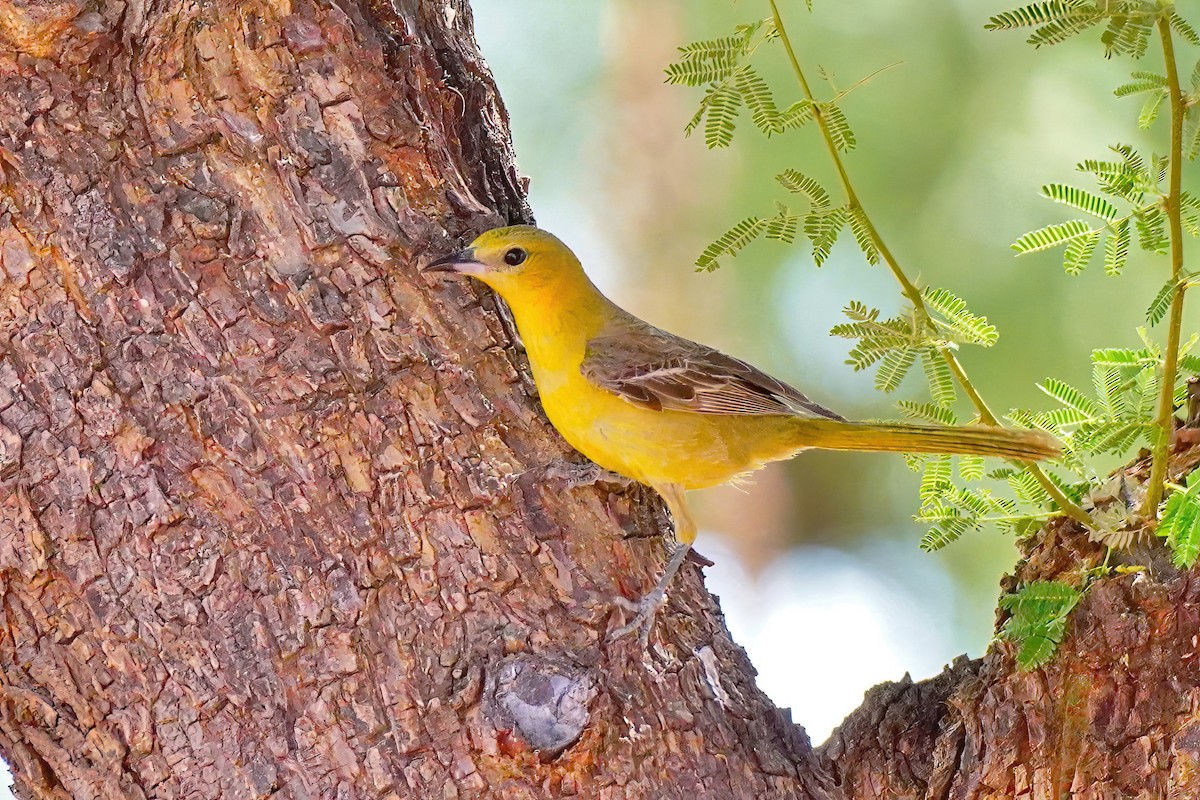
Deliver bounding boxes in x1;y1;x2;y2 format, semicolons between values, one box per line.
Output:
427;225;1058;644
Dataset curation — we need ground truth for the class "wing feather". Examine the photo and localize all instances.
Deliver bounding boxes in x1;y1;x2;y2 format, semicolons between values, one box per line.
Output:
582;313;844;420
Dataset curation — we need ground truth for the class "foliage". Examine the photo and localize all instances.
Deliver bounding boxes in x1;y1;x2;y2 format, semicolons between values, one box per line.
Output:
671;0;1199;667
998;580;1083;669
1158;469;1200;568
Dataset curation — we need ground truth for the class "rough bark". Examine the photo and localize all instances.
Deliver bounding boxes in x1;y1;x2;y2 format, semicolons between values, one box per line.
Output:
1;1;1199;799
0;1;817;798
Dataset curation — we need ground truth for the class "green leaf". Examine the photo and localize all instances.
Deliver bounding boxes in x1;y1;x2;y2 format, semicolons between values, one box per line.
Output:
1012;220;1093;254
765;203;800;243
1028;11;1104;48
695;216;765;271
847;206;879;264
805;206;849;266
819;102;856;152
1138;90;1166;130
779;100;814;130
1113;72;1167;97
922;347;956;406
923;287;999;346
1008;468;1050;505
1170;12;1200;46
919;516;970;551
1040;183;1117;220
875;346;917;393
736;66;783;136
1092;360;1130;419
1184;110;1200;161
958;454;985;482
1090;347;1156;367
1158;470;1200;568
919;454;953;502
666;56;739;87
1146;275;1179;326
1102;15;1152;59
898;400;958;426
1038;378;1101;418
985;1;1078;30
704;83;742;149
776;169;830;208
1135;206;1169;254
1062;230;1100;274
999;580;1082;670
1104;217;1131;275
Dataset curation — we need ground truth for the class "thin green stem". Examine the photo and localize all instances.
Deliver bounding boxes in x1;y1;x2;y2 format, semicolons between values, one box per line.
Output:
1141;16;1187;519
768;0;1094;527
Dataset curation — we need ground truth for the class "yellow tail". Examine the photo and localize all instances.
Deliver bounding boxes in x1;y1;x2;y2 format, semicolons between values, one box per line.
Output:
791;419;1060;462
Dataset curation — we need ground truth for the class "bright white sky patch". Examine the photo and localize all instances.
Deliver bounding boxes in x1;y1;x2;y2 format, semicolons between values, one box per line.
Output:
701;535;961;743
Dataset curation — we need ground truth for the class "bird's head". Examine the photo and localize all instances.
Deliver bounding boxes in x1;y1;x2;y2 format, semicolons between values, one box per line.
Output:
424;225;585;301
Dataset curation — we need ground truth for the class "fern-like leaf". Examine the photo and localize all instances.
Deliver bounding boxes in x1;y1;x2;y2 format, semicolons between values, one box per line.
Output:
1159;470;1200;568
999;580;1082;670
819;102;856;152
736;65;783;136
704;83;742;149
1170;12;1200;46
923;287;999;346
805;206;848;266
1038;377;1101;417
1040;183;1117;220
1185;110;1200;161
1138;90;1166;130
779;100;814;130
922;347;956;406
848;206;879;264
1012;220;1093;254
985;1;1079;30
919;454;953;502
875;347;917;393
1028;11;1104;49
1113;71;1167;97
776;169;830;208
1062;230;1101;274
695;216;765;271
1135;206;1169;254
898;400;958;426
1102;15;1152;59
958;454;985;482
1104;217;1131;275
765;203;800;243
1146;275;1179;326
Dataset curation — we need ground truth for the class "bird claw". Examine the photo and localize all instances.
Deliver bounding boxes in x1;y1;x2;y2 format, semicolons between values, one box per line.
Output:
539;460;635;491
606;585;669;648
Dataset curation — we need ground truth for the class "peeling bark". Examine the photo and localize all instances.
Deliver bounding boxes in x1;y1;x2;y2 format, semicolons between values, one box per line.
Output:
2;0;1199;799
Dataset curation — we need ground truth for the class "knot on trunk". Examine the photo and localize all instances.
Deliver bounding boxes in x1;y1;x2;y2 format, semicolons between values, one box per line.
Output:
484;654;598;757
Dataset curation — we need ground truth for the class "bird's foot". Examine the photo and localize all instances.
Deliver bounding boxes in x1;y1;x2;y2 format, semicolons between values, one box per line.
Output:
605;542;692;648
537;459;634;491
607;585;669;649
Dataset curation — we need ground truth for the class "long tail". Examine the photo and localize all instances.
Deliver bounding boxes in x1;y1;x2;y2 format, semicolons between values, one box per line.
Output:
791;419;1060;462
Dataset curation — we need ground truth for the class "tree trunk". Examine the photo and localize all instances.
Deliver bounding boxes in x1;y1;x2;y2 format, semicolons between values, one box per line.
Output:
0;1;1197;799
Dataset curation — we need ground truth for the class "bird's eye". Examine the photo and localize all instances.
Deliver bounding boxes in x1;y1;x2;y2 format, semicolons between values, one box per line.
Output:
503;248;527;266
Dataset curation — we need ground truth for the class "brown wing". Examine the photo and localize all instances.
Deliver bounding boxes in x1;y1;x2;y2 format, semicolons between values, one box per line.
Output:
582;312;844;420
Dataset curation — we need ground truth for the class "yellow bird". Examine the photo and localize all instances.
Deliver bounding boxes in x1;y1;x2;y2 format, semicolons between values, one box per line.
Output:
427;225;1058;643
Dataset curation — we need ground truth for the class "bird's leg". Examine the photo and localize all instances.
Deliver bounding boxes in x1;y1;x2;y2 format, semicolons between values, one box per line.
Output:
539;459;635;490
608;482;696;646
503;459;633;501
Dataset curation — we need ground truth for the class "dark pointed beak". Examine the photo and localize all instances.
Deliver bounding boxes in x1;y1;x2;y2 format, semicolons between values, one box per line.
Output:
424;247;480;274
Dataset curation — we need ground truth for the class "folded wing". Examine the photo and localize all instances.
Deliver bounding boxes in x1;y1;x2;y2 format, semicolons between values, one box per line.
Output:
582;313;844;420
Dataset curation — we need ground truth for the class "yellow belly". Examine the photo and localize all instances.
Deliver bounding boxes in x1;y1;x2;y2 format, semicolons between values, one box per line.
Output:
537;369;803;490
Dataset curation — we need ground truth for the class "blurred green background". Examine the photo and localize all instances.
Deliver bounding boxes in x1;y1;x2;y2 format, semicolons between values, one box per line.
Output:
473;0;1197;741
